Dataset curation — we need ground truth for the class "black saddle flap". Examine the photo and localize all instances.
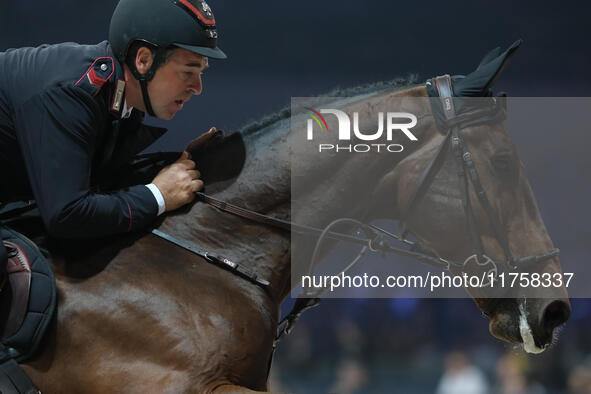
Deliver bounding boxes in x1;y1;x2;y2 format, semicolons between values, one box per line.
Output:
0;226;56;363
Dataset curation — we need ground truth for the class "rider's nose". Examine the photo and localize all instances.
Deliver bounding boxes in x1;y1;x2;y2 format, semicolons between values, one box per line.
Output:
188;74;202;95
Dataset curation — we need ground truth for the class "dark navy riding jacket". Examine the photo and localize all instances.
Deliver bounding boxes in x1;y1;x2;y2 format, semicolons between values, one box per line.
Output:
0;41;168;238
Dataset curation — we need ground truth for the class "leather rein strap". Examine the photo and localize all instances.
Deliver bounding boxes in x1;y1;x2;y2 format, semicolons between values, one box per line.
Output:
152;229;270;288
192;193;477;271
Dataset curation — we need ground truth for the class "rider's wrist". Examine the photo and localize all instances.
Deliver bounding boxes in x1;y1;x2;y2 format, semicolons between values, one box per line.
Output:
145;183;166;215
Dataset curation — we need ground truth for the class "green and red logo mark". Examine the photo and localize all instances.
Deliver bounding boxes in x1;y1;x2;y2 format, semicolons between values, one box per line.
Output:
305;107;329;132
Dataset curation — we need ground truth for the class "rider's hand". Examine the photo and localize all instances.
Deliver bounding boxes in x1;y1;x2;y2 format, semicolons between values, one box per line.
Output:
151;151;202;212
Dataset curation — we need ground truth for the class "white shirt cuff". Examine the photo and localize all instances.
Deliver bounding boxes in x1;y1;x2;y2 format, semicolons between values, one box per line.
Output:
145;183;166;216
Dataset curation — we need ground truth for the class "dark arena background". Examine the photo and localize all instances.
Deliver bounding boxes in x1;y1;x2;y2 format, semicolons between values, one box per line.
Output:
2;1;590;392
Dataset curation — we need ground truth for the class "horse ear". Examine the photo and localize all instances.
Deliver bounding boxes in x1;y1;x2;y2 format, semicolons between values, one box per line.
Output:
454;39;522;97
476;46;501;70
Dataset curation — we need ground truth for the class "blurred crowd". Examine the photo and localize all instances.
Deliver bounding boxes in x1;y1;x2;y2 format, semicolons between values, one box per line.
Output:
269;299;591;394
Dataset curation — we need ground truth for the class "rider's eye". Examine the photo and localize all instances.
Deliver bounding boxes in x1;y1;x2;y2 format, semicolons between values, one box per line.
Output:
491;154;514;172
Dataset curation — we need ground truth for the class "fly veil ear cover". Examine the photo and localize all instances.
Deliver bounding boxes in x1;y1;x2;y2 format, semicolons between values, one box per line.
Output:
426;40;522;131
453;39;522;97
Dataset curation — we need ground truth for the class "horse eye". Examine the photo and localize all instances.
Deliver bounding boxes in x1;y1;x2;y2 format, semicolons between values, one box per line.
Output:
491;154;513;171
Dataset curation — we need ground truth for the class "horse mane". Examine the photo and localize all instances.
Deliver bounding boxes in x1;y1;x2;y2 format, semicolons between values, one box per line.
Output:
180;75;423;194
238;75;420;137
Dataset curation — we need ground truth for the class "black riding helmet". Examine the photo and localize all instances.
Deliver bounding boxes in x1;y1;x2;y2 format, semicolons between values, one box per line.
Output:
109;0;226;116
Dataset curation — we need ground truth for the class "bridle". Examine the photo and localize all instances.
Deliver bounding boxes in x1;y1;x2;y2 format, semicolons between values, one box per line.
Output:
397;75;559;277
151;74;560;348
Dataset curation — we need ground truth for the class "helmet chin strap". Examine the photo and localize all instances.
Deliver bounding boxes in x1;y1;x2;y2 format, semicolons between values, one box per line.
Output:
130;48;168;117
138;77;156;117
129;65;156;116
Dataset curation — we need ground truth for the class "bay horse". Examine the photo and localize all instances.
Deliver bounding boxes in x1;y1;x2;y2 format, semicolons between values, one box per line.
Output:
20;42;570;393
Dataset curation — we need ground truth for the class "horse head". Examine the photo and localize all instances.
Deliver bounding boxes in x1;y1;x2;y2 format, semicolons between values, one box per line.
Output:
371;40;570;352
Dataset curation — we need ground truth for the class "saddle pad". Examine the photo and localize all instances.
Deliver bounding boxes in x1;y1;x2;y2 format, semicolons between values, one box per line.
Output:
0;226;56;363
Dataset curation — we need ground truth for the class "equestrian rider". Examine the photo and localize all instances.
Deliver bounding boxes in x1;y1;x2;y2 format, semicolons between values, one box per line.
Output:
0;0;226;270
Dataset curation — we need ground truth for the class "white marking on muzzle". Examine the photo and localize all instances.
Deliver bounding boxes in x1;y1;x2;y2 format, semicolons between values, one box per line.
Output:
519;300;545;354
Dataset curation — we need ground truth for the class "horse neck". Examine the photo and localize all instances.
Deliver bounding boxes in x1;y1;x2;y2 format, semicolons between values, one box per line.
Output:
290;85;434;225
158;119;293;301
158;84;434;302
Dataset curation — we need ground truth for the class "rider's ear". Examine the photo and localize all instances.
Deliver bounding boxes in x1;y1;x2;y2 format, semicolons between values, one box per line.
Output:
135;47;154;75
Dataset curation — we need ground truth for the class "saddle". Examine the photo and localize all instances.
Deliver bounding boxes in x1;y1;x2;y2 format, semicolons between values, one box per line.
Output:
0;225;56;394
1;240;33;339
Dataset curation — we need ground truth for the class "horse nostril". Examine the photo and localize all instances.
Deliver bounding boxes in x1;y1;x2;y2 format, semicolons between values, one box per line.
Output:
542;300;571;331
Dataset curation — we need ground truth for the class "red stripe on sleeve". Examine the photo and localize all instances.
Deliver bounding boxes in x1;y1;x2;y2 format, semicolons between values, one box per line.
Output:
126;202;133;232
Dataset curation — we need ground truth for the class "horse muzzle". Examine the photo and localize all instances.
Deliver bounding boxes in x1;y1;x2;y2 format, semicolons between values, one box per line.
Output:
486;297;571;352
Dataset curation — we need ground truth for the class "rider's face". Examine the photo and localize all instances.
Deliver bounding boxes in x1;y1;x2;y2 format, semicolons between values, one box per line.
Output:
148;49;208;120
